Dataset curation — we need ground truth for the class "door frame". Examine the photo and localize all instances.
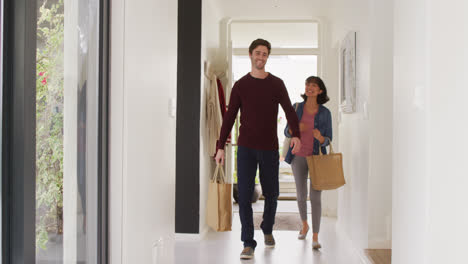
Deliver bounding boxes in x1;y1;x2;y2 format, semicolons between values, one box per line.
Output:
2;0;37;262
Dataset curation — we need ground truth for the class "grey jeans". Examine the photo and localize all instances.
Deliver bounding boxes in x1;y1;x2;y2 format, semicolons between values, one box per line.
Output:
291;155;322;233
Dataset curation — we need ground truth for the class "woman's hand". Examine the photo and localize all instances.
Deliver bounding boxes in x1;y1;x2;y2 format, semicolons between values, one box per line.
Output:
313;129;325;144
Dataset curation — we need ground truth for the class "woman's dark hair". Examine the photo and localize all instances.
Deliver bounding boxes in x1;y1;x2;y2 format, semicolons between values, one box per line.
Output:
301;76;330;104
248;39;271;55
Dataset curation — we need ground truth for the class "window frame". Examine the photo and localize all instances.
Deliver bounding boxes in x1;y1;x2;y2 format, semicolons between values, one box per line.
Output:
2;0;37;262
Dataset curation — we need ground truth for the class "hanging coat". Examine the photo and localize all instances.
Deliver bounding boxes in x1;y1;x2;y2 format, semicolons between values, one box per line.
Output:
205;66;223;156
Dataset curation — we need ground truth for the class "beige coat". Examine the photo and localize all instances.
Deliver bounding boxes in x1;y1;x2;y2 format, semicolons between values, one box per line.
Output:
205;64;223;156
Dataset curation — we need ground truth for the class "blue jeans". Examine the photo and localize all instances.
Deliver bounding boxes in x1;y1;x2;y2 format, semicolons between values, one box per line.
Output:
237;145;279;249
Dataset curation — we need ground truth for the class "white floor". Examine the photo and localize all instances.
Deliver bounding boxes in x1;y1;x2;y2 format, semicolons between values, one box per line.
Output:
172;213;365;264
233;200;301;213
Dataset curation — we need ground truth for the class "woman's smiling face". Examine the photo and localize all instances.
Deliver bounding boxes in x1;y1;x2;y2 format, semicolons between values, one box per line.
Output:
305;82;322;97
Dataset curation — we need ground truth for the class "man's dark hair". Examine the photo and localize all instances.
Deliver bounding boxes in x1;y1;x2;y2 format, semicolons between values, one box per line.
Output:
301;76;330;104
248;39;271;55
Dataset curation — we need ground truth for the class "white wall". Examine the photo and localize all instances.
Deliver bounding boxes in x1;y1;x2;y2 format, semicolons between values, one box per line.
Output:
392;0;430;262
328;0;372;250
328;0;394;250
200;0;224;237
367;0;393;249
109;0;177;263
393;0;468;263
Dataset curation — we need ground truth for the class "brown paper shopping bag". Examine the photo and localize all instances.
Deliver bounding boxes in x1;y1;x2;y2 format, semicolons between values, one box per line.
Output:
206;164;232;231
306;140;346;190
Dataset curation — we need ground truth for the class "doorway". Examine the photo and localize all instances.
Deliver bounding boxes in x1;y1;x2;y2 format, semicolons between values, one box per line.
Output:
225;20;330;231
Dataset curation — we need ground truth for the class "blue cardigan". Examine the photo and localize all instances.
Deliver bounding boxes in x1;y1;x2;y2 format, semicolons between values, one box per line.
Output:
284;102;333;164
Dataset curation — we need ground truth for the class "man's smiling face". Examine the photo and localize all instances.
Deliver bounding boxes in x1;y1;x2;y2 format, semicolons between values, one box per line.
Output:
249;45;269;71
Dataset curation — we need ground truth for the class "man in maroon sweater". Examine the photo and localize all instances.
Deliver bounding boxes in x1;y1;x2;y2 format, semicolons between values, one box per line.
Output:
215;39;301;259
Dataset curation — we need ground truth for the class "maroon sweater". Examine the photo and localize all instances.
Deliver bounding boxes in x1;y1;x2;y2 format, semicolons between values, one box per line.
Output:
216;73;300;152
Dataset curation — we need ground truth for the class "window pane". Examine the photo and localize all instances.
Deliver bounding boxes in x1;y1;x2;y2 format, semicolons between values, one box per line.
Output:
267;55;318;154
233;55;318;102
35;0;99;263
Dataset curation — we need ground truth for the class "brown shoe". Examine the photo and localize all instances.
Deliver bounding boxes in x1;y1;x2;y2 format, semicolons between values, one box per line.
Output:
264;234;276;248
240;247;254;259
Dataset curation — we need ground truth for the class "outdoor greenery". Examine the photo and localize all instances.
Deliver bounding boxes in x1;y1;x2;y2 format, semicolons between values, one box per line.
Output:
35;0;64;250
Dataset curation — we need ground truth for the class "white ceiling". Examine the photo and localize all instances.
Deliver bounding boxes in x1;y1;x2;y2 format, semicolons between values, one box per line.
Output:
214;0;332;19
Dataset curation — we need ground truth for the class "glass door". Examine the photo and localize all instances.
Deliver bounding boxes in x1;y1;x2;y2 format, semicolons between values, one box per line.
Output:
2;0;105;261
35;0;104;263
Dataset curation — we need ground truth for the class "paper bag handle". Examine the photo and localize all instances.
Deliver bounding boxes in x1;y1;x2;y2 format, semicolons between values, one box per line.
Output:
212;163;226;183
318;137;334;155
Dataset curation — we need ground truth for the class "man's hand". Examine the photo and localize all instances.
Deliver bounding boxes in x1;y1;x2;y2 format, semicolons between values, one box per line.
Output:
290;137;301;154
215;149;225;165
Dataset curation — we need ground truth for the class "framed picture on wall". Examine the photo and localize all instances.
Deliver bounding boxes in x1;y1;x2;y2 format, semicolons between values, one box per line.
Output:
339;31;356;113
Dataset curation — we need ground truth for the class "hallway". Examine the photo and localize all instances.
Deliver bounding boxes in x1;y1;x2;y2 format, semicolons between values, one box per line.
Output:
105;0;468;263
174;215;364;264
3;0;468;262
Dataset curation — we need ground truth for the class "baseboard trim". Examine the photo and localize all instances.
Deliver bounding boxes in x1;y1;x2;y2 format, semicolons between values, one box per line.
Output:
357;250;373;264
368;238;392;249
335;223;372;264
